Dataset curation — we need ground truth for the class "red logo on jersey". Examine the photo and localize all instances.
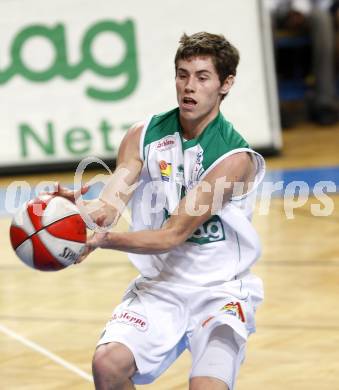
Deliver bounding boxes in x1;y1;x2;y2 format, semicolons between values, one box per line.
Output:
156;136;176;151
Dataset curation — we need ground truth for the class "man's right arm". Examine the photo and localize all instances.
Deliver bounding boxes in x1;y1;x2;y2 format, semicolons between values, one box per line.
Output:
50;122;144;229
89;121;144;227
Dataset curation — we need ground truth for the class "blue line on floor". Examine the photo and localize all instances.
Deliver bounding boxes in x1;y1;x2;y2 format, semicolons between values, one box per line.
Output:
261;165;339;197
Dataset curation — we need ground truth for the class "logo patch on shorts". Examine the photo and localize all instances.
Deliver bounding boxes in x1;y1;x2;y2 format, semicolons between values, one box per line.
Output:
110;310;148;331
220;302;245;323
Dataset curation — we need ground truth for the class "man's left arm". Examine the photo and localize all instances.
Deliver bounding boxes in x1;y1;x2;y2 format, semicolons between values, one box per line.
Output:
78;152;255;260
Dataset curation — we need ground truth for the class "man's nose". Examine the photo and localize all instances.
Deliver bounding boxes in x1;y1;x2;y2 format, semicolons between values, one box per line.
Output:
184;76;196;93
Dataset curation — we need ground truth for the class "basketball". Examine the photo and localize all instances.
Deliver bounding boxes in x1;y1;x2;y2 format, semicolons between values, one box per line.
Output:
9;195;87;271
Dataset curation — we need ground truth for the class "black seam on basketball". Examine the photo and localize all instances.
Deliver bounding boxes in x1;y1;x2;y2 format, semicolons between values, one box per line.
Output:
15;212;84;248
40;231;87;246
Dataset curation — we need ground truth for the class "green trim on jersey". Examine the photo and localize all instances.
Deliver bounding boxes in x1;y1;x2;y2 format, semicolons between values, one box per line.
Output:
182;111;249;171
143;108;180;157
143;107;249;171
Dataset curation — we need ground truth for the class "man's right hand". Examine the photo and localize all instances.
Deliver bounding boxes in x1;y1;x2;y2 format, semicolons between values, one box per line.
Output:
44;183;120;229
45;181;90;204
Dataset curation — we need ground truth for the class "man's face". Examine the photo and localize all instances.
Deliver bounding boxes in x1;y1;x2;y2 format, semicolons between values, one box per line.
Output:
175;56;233;123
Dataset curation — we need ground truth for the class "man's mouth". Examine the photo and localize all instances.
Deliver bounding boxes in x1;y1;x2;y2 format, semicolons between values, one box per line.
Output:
182;97;197;108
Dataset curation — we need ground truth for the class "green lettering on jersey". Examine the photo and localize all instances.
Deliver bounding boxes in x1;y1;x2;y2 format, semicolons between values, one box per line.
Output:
163;210;225;245
187;215;225;244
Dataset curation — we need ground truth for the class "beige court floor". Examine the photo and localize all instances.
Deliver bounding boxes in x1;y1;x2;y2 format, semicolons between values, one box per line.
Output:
1;122;339;389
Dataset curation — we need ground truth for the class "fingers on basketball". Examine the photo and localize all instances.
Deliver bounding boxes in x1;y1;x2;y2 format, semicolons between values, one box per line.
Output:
41;182;90;203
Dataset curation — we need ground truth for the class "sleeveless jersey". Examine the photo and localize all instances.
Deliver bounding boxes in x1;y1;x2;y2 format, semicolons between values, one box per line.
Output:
128;107;265;288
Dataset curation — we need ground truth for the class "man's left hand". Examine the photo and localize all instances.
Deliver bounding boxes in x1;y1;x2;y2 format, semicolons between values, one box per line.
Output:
75;232;109;264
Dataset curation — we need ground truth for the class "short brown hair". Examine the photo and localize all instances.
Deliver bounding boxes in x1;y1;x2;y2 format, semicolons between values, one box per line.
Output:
174;32;240;84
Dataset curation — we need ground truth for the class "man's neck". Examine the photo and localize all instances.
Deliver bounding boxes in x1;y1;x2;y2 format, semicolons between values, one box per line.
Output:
180;109;220;140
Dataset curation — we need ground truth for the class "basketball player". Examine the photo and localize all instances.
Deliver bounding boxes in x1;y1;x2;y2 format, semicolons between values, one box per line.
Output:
54;32;265;390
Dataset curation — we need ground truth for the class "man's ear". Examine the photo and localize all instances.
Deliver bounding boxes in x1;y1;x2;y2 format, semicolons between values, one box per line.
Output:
220;75;235;95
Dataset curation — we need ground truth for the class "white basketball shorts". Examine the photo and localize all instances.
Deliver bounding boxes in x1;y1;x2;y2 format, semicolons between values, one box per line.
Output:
97;276;260;389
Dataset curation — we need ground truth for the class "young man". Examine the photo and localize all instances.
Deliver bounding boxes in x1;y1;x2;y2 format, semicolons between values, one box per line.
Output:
56;32;265;390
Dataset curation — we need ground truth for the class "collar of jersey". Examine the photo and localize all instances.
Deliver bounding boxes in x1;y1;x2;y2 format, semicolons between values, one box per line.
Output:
176;108;222;150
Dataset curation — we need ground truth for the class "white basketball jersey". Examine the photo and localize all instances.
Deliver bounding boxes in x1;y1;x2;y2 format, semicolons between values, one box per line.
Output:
128;108;265;290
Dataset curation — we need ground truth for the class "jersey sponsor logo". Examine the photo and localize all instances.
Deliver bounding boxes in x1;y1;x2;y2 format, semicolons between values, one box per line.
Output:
159;160;172;181
220;302;245;322
188;215;225;245
110;310;148;331
156;135;176;151
188;151;204;189
195;151;203;166
164;210;225;245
